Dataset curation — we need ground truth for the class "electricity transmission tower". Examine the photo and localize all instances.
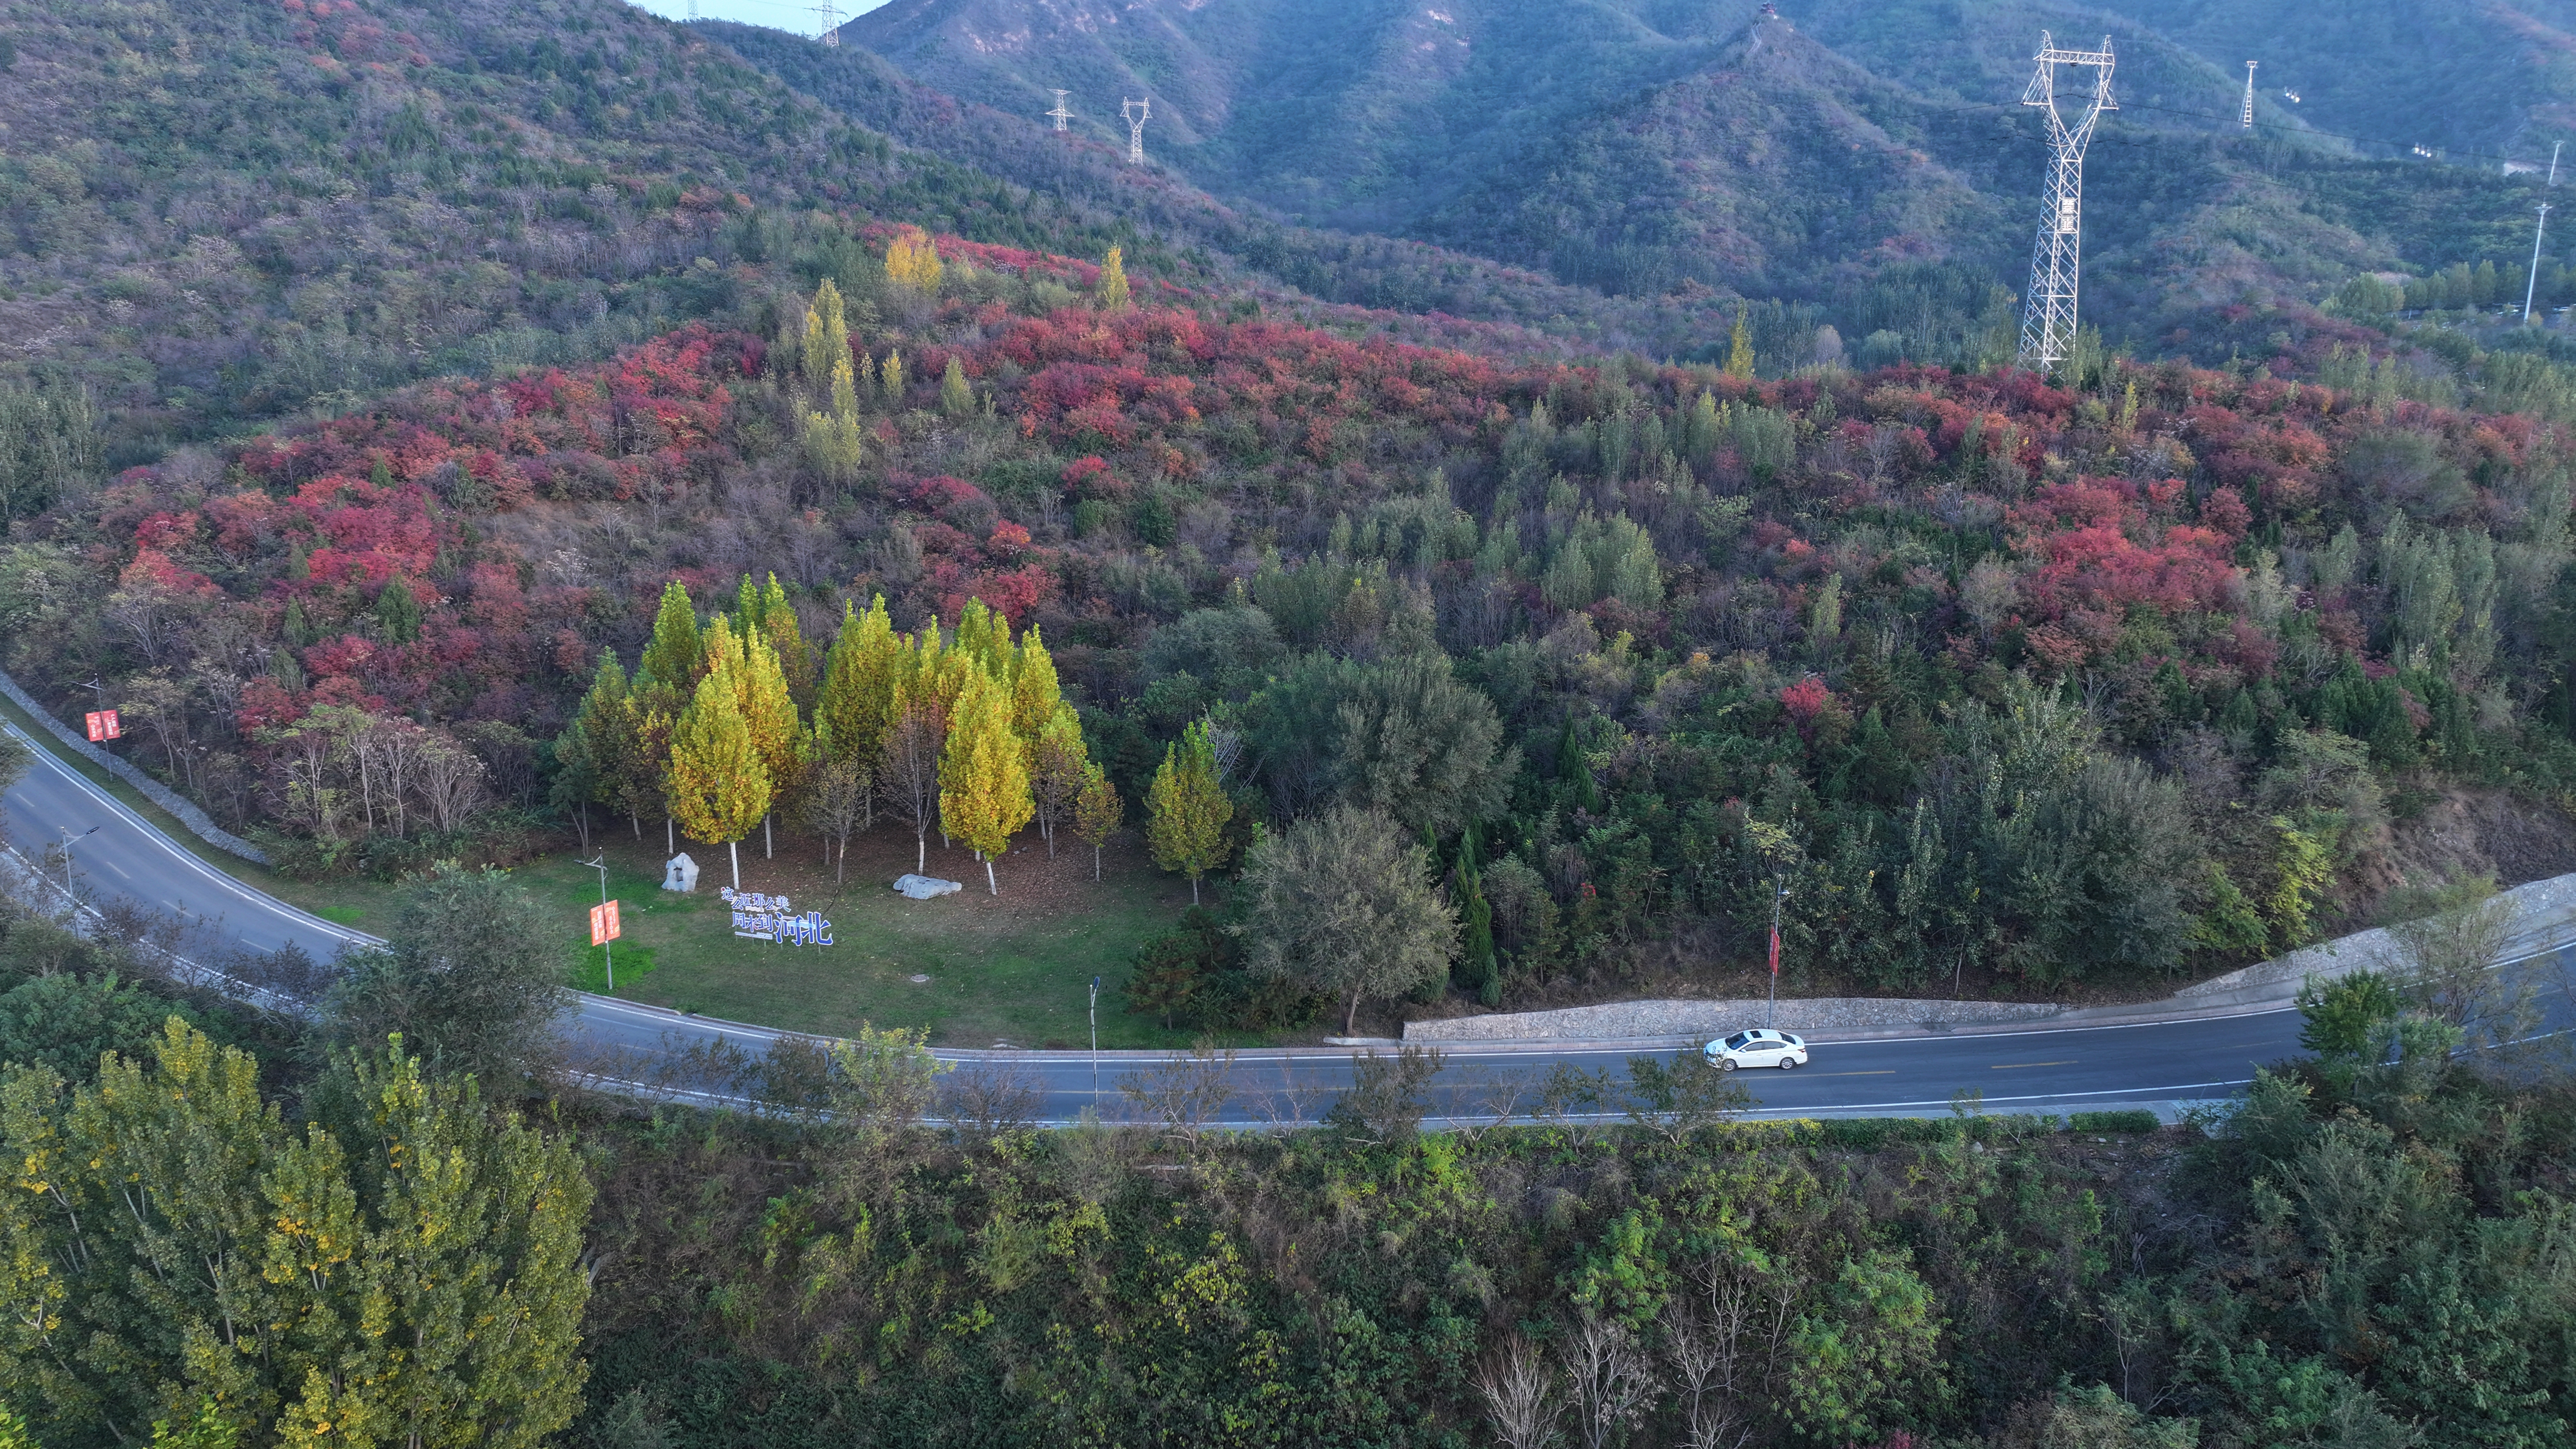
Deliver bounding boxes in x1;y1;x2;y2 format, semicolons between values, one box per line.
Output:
2241;60;2257;129
1048;90;1072;132
1122;97;1151;164
815;0;841;45
2016;33;2116;371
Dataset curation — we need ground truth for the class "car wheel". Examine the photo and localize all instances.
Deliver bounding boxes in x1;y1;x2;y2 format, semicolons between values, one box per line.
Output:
1718;1058;1736;1072
1778;1056;1798;1070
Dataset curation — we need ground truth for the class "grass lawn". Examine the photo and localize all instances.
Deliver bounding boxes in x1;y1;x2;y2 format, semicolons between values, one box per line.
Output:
518;823;1211;1048
5;688;1217;1046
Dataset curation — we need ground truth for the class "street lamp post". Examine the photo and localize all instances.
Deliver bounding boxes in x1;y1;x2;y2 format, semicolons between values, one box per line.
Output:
580;853;614;992
1767;876;1788;1029
1089;975;1101;1110
56;825;99;902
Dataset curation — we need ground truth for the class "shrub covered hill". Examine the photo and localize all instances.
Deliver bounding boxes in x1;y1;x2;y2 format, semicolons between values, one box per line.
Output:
19;210;2576;1016
0;0;1743;476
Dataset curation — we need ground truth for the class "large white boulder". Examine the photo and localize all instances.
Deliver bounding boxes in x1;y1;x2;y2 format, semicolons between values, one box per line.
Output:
893;873;962;900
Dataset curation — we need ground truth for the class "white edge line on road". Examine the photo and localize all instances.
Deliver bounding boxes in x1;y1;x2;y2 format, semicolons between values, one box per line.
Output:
3;720;380;950
21;711;2565;1075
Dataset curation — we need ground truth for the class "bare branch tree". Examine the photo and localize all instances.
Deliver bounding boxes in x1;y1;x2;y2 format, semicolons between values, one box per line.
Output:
1477;1334;1561;1449
1561;1311;1655;1449
1667;1251;1804;1449
940;1057;1046;1141
802;754;871;883
416;734;488;834
880;700;943;875
1117;1039;1236;1150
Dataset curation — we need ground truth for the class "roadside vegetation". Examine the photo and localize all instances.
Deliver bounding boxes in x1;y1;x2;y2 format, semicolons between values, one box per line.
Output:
0;847;2567;1448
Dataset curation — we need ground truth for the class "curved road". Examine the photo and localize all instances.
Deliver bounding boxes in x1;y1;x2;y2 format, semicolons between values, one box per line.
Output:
8;718;2568;1126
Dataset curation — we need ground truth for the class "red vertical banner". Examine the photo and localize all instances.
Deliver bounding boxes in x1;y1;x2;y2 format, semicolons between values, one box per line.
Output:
101;709;121;740
590;901;622;946
84;712;103;742
1768;926;1781;977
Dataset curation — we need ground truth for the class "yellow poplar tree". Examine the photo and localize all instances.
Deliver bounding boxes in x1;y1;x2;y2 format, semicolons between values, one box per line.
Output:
1147;718;1233;905
668;653;770;890
802;278;850;389
1011;623;1062;745
736;626;805;860
885;225;943;292
940;667;1033;894
1096;245;1130;311
1725;309;1755;381
758;573;815;713
954;596;1006;676
1030;699;1090;857
817;595;903;767
880;349;906;401
1073;763;1123;882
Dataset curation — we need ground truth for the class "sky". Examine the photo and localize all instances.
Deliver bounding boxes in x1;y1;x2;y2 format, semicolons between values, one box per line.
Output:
622;0;887;34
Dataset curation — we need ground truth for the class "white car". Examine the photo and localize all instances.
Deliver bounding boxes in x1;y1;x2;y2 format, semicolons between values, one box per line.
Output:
1705;1028;1808;1071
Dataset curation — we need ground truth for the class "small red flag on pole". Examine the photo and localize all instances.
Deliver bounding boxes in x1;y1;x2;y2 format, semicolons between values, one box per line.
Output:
87;710;122;741
589;900;622;946
1768;925;1781;977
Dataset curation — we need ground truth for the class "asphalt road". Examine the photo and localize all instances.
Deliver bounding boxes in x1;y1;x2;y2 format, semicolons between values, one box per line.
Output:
8;717;2568;1126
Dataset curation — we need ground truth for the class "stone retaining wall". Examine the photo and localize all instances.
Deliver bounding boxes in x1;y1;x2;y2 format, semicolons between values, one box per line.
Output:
1405;869;2576;1044
2174;871;2576;999
0;666;268;865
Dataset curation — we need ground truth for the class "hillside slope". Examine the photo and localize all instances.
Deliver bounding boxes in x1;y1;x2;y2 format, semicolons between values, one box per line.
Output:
0;0;1133;462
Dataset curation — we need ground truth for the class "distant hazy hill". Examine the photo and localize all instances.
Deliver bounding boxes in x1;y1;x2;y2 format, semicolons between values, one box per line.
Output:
2093;0;2576;162
834;0;2566;353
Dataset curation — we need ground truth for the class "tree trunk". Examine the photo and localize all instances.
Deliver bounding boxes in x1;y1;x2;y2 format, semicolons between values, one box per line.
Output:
729;839;741;890
917;832;926;873
765;813;773;859
666;816;675;856
631;813;641;840
986;858;998;895
1345;987;1363;1037
574;803;591;851
1094;845;1103;882
836;838;846;884
1190;875;1200;906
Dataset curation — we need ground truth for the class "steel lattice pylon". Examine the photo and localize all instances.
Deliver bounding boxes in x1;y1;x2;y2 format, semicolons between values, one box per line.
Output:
1122;97;1151;164
2017;32;2115;372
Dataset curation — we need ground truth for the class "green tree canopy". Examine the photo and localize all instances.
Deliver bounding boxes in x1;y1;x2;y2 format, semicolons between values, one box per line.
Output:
1147;719;1234;906
1233;804;1457;1035
0;1023;590;1449
326;865;568;1086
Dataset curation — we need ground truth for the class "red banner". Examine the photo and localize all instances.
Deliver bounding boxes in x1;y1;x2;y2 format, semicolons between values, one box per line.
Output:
590;900;622;946
1768;925;1781;977
84;710;120;742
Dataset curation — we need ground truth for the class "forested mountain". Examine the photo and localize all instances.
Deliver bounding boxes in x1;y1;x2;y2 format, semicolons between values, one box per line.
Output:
832;0;2574;353
2095;0;2576;160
